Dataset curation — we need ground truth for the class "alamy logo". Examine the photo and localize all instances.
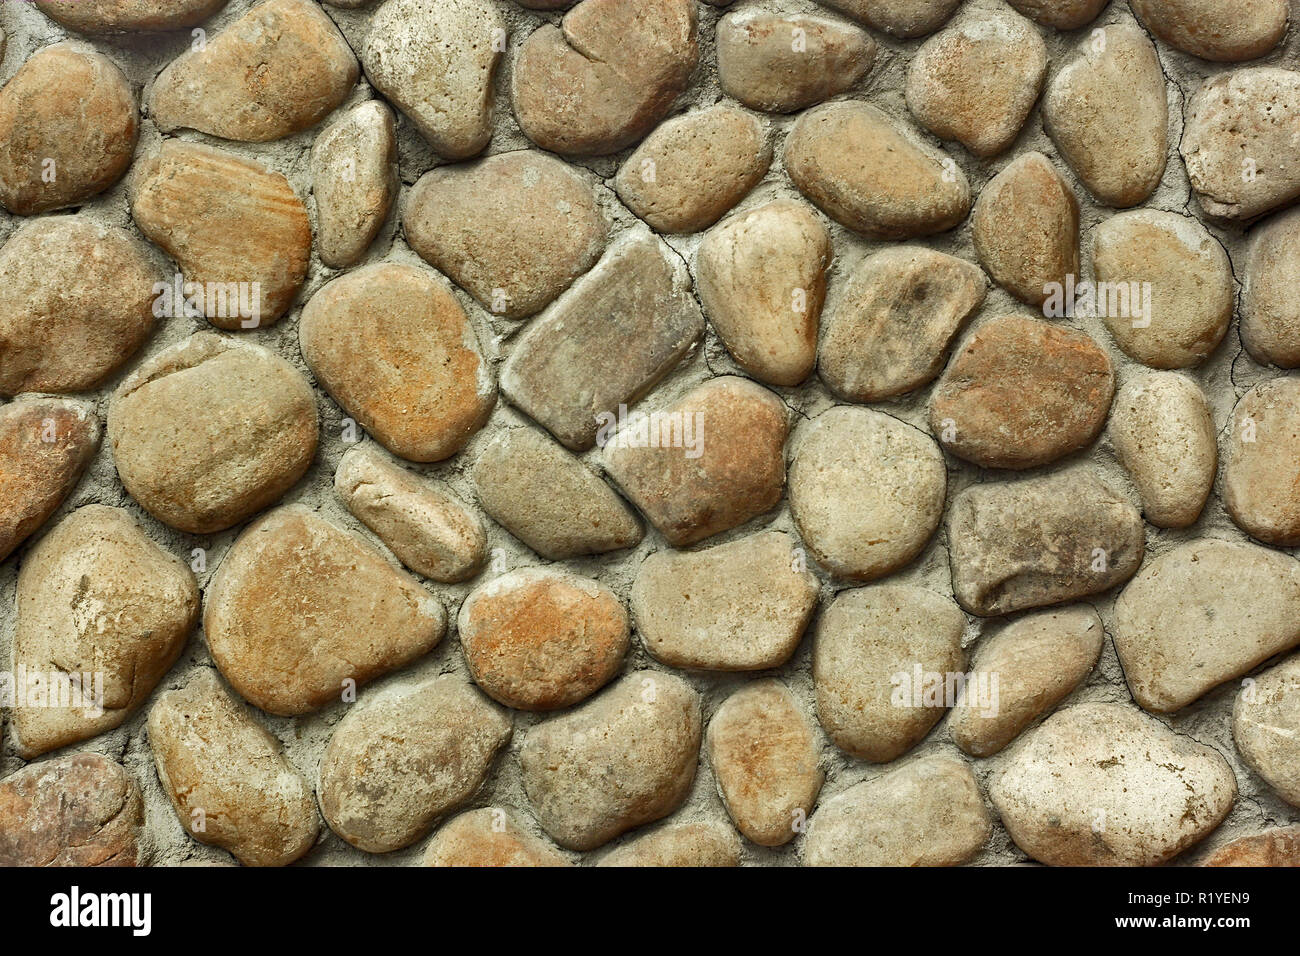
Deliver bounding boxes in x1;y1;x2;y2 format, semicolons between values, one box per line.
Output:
152;274;263;328
0;666;104;716
891;664;1001;717
594;404;705;459
1042;274;1154;327
49;887;151;937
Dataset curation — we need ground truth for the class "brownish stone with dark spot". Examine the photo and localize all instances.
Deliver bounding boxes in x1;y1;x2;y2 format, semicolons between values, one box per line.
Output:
457;567;630;711
930;315;1115;470
0;753;144;866
1202;828;1300;866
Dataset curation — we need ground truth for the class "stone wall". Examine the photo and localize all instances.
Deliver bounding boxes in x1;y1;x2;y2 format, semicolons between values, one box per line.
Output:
1;0;1299;867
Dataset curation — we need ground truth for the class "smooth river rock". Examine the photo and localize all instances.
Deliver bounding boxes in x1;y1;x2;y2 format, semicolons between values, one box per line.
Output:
1130;0;1288;62
423;809;570;867
1223;378;1300;546
1242;206;1300;368
35;0;230;33
310;101;398;270
597;821;741;866
1234;654;1300;807
815;0;961;38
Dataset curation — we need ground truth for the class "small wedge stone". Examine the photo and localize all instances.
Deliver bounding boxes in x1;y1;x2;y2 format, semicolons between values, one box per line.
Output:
319;675;511;852
819;246;985;402
423;809;570;866
805;756;990;866
947;470;1145;617
949;606;1104;758
335;443;486;583
631;531;820;671
602;376;788;547
310;101;398;270
786;101;970;238
1224;378;1300;546
614;106;770;234
1108;372;1217;528
597;821;740;866
148;671;319;867
1130;0;1288;62
204;506;447;716
789;406;945;581
815;0;961;38
990;703;1237;866
1114;539;1300;712
695;199;831;387
458;567;629;710
300;263;495;463
520;671;702;850
1243;207;1300;368
708;680;824;846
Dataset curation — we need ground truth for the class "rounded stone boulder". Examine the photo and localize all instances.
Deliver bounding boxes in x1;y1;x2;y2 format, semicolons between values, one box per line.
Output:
319;676;512;853
1224;378;1300;546
204;506;447;716
108;333;318;534
1108;372;1217;529
0;217;164;397
694;199;832;387
1234;654;1300;808
716;11;876;114
930;315;1115;470
1130;0;1288;62
990;703;1237;866
614;105;771;235
971;152;1079;306
905;2;1047;158
300;263;495;463
707;680;824;846
786;101;971;239
34;0;229;33
1092;210;1233;369
457;567;630;711
1005;0;1108;29
1242;206;1300;368
813;584;966;762
512;0;699;156
404;151;609;320
423;809;570;867
789;406;946;581
519;671;702;850
0;43;137;215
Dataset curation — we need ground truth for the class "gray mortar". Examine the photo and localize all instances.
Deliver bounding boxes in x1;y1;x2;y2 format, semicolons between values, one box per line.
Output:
0;0;1294;866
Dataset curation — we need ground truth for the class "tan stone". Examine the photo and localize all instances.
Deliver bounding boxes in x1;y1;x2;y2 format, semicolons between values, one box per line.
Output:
1202;828;1300;867
148;670;320;867
204;505;446;716
362;0;503;159
1224;378;1300;546
786;101;971;239
717;11;875;113
1005;0;1107;29
0;217;163;396
457;568;629;710
931;315;1114;470
789;406;945;581
319;675;511;852
0;753;144;867
130;140;311;328
1114;540;1300;712
905;3;1047;158
1182;69;1300;222
818;246;985;402
990;703;1237;866
0;43;137;215
1234;654;1300;807
11;505;199;758
597;821;740;866
150;0;357;142
949;606;1104;758
1131;0;1288;62
947;470;1145;617
816;0;961;37
1243;207;1300;368
0;398;100;563
35;0;229;33
471;427;642;560
1108;372;1217;528
1091;210;1233;369
300;263;495;463
422;809;570;866
520;671;702;850
108;333;318;534
512;0;699;156
614;106;770;234
310;101;398;269
501;230;704;451
1043;19;1168;208
601;376;788;547
971;152;1079;305
631;531;820;671
805;756;991;866
695;199;831;387
814;584;965;762
404;151;609;319
707;680;823;846
335;443;486;583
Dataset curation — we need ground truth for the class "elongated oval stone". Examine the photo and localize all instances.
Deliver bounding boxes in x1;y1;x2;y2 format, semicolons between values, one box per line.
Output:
310;101;398;270
1233;654;1300;808
204;506;447;716
786;101;971;239
35;0;229;33
423;809;570;867
815;0;961;38
1242;206;1300;368
1006;0;1108;29
1223;378;1300;546
596;821;741;866
1130;0;1288;62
